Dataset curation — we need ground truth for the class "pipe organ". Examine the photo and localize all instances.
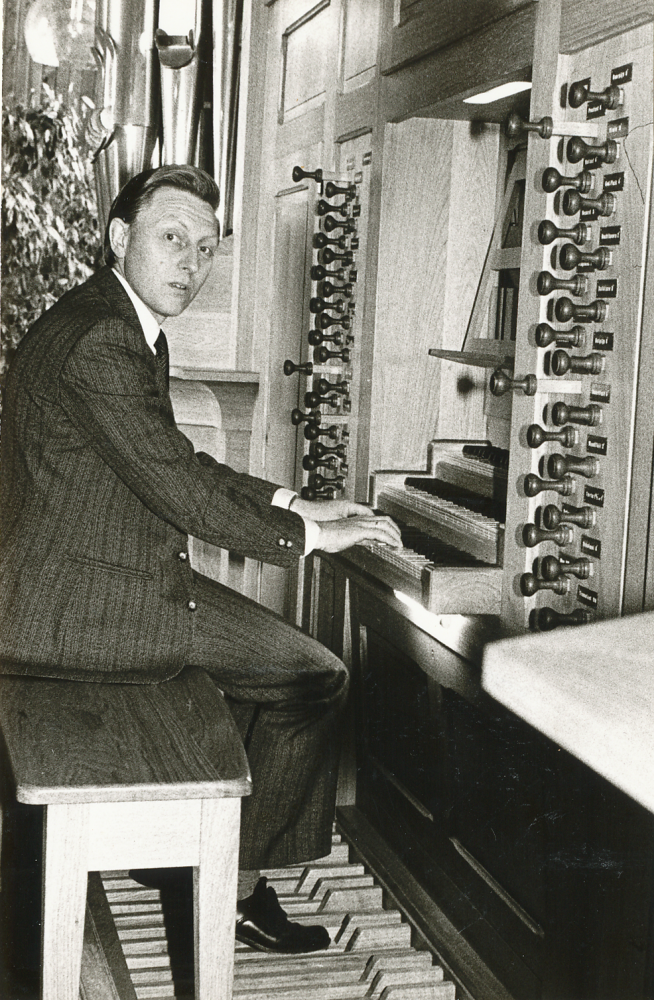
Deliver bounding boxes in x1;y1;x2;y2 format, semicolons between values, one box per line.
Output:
249;3;654;998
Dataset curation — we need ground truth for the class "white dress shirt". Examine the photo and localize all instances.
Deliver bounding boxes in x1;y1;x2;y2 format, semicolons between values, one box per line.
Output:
112;269;320;554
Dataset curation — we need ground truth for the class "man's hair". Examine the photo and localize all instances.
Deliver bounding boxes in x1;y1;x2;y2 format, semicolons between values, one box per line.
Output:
103;164;221;266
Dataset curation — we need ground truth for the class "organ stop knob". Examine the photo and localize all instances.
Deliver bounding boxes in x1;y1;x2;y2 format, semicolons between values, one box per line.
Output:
320;247;354;265
551;402;602;427
537;271;587;296
317;199;349;217
305;390;339;409
303;454;337;472
319;311;352;330
301;486;335;500
313;231;348;250
283;359;313;376
568;81;622;110
538;220;590;246
559;243;612;270
526;424;578;448
562;189;615;218
490;370;537;396
555;297;607;324
566;135;618;165
506;112;553;139
309;473;344;490
547;453;600;479
291;408;319;427
292;166;323;183
535;323;585;349
522;523;574;547
308;329;343;346
313;442;347;458
543;503;596;529
520;572;571;596
324;181;355;200
304;423;339;441
314;346;351;363
534;607;592;630
541;553;593;580
551;350;604;376
524;474;575;497
541;167;594;194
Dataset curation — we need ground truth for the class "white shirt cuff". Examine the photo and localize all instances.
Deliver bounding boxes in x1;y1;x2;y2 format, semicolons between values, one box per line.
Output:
271;488;297;509
271;488;320;556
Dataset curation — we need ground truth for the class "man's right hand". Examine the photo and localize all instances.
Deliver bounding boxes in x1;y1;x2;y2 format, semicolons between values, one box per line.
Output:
316;515;402;554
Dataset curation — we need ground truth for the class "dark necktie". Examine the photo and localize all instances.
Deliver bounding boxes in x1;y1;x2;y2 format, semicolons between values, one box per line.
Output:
154;329;169;389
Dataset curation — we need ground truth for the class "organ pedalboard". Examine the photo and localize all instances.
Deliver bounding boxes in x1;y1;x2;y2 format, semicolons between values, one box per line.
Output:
496;21;653;632
286;166;361;501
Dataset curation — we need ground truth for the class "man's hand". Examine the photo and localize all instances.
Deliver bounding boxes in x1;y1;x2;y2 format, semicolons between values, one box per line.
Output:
315;515;403;553
290;497;375;522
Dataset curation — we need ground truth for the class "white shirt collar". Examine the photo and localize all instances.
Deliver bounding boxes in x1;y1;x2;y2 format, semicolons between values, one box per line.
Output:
112;269;161;353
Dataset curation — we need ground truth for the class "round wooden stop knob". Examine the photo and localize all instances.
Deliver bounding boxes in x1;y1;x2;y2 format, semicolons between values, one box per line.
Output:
310;296;345;314
291;408;319;427
568;81;622;110
559;243;612;270
316;377;348;396
302;454;337;472
313;231;347;250
308;329;343;346
522;522;574;547
538;220;590;246
541;554;592;580
554;296;607;324
551;350;605;376
566;135;618;165
535;323;585;349
520;572;571;597
293;165;323;183
324;181;355;200
304;390;339;409
526;424;578;448
543;503;596;529
490;370;537;396
301;486;335;500
304;423;339;441
284;359;313;376
309;472;345;490
562;189;615;218
319;311;351;330
547;453;600;479
524;474;575;497
314;346;351;363
317;199;349;217
323;215;356;234
551;402;602;427
534;607;592;630
537;271;588;296
506;112;553;139
541;167;593;194
321;280;353;298
320;247;354;265
313;441;347;458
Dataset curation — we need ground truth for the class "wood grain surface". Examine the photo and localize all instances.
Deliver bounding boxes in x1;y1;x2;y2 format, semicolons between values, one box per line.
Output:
482;610;654;813
0;666;251;804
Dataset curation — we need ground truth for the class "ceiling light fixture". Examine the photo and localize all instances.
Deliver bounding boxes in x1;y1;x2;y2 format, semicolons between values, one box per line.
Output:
464;81;532;105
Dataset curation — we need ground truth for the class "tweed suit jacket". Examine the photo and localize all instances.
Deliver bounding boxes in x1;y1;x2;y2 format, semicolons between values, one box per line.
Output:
0;267;305;682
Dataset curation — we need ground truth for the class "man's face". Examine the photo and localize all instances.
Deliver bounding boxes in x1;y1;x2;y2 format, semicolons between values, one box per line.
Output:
109;187;220;323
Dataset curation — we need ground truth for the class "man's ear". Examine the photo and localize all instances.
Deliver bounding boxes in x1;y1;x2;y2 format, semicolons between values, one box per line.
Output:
109;218;129;260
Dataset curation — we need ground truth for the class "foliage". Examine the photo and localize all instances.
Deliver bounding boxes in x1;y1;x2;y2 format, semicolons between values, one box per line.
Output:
1;85;99;374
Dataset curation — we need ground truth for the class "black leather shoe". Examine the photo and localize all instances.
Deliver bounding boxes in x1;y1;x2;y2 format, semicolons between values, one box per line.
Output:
235;877;331;953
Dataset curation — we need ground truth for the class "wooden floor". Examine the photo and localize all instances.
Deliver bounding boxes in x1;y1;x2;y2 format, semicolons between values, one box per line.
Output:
97;830;457;1000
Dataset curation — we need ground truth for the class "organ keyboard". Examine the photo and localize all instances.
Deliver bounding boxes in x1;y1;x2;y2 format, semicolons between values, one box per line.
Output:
341;441;506;615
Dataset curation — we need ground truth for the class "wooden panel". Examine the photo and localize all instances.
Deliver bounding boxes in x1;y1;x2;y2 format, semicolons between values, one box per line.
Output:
281;1;337;122
560;0;653;53
342;0;380;90
381;0;536;76
86;800;202;870
381;5;535;123
371;119;498;472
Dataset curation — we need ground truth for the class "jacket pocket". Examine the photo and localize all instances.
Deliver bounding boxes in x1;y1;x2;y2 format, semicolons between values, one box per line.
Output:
67;554;153;581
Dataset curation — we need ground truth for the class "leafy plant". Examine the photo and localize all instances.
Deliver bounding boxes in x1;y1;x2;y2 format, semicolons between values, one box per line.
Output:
1;84;99;375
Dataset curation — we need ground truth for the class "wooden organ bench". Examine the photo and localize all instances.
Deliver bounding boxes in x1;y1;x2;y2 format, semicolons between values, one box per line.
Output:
0;665;251;1000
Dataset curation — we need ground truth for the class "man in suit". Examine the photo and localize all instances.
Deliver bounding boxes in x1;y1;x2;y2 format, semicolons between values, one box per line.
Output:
0;165;401;954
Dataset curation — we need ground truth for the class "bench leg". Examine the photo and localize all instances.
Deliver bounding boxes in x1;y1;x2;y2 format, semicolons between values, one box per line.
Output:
194;797;241;1000
41;803;89;1000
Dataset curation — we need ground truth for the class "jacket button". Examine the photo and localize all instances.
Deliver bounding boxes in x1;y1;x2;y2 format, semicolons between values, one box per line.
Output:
188;600;197;611
286;539;293;548
278;538;286;546
178;551;188;561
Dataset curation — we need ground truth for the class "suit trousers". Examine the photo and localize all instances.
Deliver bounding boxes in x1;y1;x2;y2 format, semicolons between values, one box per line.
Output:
187;571;349;871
